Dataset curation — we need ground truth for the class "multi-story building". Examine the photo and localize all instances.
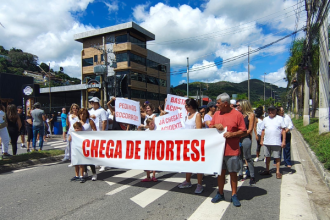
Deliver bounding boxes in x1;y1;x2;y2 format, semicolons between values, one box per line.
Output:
74;22;170;108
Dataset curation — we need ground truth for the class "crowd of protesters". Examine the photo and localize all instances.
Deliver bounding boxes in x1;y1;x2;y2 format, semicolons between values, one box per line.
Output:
0;92;293;208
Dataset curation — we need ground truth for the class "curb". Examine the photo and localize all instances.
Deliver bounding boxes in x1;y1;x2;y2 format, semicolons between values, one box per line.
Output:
293;129;330;189
0;154;65;173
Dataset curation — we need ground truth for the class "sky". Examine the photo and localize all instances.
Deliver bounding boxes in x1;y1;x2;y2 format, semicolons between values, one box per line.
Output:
0;0;308;88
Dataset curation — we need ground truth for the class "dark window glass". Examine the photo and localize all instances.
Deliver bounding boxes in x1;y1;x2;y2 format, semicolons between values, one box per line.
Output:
129;35;146;49
159;65;167;72
147;59;160;70
131;89;146;99
146;76;159;85
116;35;128;44
115;72;129;97
146;92;159;100
159;79;167;87
116;53;128;63
101;54;104;61
160;94;167;101
82;58;93;67
131;72;146;83
129;52;146;66
153;93;159;101
94;55;98;63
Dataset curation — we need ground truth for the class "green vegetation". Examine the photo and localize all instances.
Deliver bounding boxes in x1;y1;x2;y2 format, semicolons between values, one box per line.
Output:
0;45;80;86
0;149;64;166
292;118;330;170
171;79;287;106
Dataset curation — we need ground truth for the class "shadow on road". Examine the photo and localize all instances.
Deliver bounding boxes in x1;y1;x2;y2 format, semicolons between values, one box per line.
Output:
237;186;267;201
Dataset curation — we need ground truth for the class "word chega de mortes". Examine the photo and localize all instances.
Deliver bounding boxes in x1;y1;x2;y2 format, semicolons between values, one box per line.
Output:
81;139;206;162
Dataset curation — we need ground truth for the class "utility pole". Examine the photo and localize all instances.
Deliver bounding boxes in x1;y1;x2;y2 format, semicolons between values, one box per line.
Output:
264;73;266;102
318;9;330;133
48;63;51;113
248;46;250;102
187;57;189;97
303;0;311;126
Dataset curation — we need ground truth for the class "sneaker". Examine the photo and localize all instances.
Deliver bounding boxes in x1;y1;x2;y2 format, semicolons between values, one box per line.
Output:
254;157;259;162
68;164;73;167
238;175;244;181
99;166;106;172
194;184;204;194
245;169;250;178
27;149;30;153
211;192;225;203
62;158;69;162
231;194;241;207
79;177;86;183
83;172;88;178
178;180;192;189
92;174;97;181
70;176;79;181
22;145;26;148
249;177;256;186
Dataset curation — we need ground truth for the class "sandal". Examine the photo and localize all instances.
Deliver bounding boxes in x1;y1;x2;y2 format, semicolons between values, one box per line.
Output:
141;178;152;182
152;177;158;182
259;170;271;176
276;173;282;179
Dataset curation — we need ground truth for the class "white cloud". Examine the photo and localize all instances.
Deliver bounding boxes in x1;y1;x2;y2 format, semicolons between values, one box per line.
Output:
104;0;119;13
179;80;186;85
0;0;96;79
264;67;287;88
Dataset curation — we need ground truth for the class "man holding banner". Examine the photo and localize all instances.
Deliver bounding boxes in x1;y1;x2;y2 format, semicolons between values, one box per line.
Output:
209;93;247;207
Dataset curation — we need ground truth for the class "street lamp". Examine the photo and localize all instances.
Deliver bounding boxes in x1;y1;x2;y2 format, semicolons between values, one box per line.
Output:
38;64;51;113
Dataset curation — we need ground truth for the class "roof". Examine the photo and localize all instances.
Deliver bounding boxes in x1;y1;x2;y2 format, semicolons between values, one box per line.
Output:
74;22;155;43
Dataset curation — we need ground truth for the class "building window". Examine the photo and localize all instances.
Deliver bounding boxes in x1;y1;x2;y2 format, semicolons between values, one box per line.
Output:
146;76;159;85
129;35;146;49
82;58;93;67
160;94;167;101
147;92;159;101
131;72;146;82
131;89;146;99
94;55;98;63
159;79;167;87
116;53;128;63
101;54;104;61
129;52;146;66
116;34;128;44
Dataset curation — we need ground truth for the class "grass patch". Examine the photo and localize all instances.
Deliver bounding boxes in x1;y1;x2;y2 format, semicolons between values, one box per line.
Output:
292;118;330;170
0;149;64;166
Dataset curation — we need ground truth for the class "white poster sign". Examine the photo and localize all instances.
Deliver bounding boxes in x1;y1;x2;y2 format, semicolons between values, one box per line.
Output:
155;110;185;130
165;94;187;120
115;98;141;127
71;128;227;175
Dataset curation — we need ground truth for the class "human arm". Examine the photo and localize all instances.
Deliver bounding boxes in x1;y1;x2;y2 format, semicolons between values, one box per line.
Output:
90;120;97;131
107;97;116;115
26;117;33;125
281;128;286;148
17;117;22;131
242;113;255;137
195;113;202;129
260;130;265;146
254;117;258;140
126;124;130;131
223;113;247;138
101;109;108;131
208;114;224;130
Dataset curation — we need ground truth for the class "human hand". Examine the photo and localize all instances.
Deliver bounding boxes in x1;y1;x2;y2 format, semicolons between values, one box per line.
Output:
255;136;259;141
214;124;224;131
223;132;234;139
281;142;286;148
260;140;263;146
90;115;96;119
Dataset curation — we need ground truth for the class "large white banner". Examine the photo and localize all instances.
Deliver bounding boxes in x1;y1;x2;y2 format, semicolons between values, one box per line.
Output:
165;94;187;120
71;128;227;175
154;110;185;130
115;98;141;126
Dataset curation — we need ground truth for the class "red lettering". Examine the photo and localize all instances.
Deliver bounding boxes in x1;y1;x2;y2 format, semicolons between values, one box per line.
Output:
175;140;183;161
106;140;114;158
91;140;99;157
144;141;156;160
191;140;200;162
114;140;122;158
134;140;141;159
99;140;106;158
82;139;90;157
183;140;190;161
165;140;174;160
156;140;165;160
126;140;134;159
201;140;205;161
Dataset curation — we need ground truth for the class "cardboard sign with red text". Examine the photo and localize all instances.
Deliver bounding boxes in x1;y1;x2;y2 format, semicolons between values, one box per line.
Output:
154;110;185;130
71;128;227;174
115;98;141;127
165;94;187;120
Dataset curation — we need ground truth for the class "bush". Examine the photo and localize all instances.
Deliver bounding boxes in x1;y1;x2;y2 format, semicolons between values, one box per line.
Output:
292;118;330;171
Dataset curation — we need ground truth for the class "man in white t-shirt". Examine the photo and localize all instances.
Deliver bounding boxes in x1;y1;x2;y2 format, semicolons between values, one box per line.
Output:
88;97;107;131
260;106;286;179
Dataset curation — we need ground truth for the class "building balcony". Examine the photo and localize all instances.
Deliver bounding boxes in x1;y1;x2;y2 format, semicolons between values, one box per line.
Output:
113;42;147;57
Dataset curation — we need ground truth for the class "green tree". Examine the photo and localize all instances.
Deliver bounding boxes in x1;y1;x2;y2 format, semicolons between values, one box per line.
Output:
39;62;49;72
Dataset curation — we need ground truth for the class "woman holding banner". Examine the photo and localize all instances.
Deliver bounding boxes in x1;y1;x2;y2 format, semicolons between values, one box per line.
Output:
140;103;156;130
65;103;80;167
178;98;204;194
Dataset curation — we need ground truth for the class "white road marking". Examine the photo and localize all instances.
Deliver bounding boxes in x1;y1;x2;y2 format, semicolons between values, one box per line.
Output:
279;134;316;220
188;177;244;220
1;162;63;174
105;170;145;195
48;143;67;147
130;173;186;208
53;145;67;149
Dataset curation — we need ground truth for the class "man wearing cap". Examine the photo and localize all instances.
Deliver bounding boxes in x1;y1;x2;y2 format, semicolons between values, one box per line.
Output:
31;102;46;151
88;97;107;131
259;106;286;179
230;100;236;109
17;106;27;149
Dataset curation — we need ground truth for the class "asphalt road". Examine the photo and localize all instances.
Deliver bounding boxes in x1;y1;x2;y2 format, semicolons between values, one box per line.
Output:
0;132;328;220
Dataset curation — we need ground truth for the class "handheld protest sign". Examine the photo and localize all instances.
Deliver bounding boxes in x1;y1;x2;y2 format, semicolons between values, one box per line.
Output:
115;98;141;126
